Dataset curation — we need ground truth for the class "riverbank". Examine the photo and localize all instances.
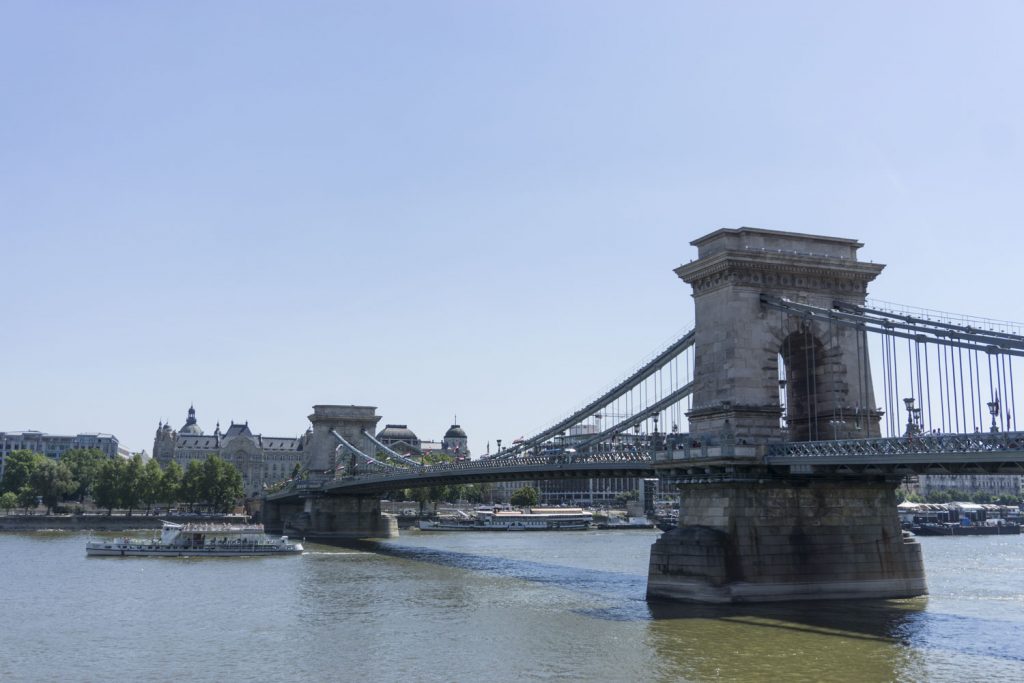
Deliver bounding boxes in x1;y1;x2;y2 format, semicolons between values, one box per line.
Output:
0;513;246;532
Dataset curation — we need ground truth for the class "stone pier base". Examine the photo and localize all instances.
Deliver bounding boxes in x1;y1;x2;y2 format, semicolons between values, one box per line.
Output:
647;478;926;603
263;494;398;540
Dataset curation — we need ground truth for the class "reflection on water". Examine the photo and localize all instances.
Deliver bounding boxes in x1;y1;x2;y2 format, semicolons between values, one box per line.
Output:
645;599;927;682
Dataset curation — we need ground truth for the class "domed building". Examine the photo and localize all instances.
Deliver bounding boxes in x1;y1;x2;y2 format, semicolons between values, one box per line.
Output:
376;424;421;455
153;406;308;498
442;423;469;459
178;405;203;435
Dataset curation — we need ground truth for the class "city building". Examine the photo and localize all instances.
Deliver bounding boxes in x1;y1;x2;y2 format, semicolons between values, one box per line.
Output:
375;422;470;461
905;473;1022;499
375;425;422;454
0;430;123;479
153;406;308;498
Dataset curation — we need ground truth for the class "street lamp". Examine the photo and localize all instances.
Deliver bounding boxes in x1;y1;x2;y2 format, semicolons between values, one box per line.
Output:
988;397;1001;433
903;398;918;436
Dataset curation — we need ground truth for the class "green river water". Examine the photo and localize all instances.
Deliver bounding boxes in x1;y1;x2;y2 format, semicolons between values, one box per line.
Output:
2;529;1021;682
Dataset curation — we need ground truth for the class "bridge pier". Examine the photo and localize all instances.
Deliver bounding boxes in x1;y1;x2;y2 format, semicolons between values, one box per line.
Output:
263;494;398;540
647;475;926;603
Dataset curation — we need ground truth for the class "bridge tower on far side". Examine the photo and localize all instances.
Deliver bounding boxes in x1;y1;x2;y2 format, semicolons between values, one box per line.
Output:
304;405;382;476
675;227;885;444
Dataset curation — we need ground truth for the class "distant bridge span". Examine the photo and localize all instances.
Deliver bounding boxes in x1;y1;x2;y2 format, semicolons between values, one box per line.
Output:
297;457;655;497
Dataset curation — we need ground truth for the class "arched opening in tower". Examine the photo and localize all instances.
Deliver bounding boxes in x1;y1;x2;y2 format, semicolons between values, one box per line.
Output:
779;328;828;441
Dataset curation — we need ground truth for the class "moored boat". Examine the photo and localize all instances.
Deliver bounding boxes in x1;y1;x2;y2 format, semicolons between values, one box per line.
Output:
86;521;303;557
597;516;655;530
911;521;1021;536
419;507;593;531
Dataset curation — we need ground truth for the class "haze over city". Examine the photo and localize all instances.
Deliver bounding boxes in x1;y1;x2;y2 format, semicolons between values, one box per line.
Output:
3;2;1022;455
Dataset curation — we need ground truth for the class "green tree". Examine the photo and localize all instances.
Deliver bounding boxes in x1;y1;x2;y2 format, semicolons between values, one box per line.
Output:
1;450;46;494
61;448;107;502
201;455;244;513
0;491;17;514
181;461;204;511
140;458;164;514
160;461;183;508
119;454;144;516
615;490;640;506
93;458;124;514
510;486;539;507
16;485;38;512
28;458;76;514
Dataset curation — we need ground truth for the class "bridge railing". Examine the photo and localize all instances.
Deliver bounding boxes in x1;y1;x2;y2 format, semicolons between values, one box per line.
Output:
766;431;1024;459
336;450;656;482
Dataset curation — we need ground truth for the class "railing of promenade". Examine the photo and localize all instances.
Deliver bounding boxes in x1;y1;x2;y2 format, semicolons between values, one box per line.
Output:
766;430;1024;459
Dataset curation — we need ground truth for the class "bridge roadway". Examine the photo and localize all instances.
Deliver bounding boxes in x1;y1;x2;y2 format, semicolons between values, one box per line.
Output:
267;430;1024;501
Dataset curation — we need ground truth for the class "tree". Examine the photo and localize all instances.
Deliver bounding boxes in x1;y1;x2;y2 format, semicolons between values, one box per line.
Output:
510;486;539;507
181;461;204;511
1;450;45;494
0;491;17;514
201;455;244;513
119;454;144;516
615;490;640;506
93;458;124;514
28;459;76;514
160;461;183;508
61;448;106;502
16;485;38;512
140;458;163;514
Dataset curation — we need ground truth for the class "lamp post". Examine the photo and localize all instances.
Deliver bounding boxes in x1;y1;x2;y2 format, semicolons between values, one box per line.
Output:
496;439;502;454
988;397;1000;433
903;397;918;436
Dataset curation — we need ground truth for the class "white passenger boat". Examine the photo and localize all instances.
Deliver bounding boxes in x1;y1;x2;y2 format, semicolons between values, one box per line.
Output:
419;507;593;531
85;521;303;557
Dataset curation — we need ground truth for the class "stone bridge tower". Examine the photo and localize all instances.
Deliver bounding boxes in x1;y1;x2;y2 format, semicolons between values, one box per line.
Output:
304;405;382;475
675;227;885;444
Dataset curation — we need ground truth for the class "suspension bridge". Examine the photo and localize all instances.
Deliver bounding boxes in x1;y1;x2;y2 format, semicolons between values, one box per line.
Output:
264;227;1024;604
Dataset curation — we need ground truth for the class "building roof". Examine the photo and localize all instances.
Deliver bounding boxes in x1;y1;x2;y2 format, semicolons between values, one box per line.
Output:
378;424;419;442
176;435;219;449
444;424;467;439
179;405;203;435
223;423;253;438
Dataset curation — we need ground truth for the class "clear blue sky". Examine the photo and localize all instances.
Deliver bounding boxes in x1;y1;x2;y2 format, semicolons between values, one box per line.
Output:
2;2;1022;454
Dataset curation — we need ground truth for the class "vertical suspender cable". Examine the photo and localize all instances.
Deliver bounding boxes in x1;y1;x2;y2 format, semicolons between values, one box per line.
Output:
923;341;933;432
957;343;967;433
975;347;984;432
987;351;996;411
948;340;959;433
881;327;891;436
891;332;900;436
1000;350;1010;431
1009;355;1017;432
915;338;924;430
906;335;915;407
968;342;977;431
936;343;946;432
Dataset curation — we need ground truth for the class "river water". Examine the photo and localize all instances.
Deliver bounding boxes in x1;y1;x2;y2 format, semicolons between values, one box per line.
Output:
2;528;1022;682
